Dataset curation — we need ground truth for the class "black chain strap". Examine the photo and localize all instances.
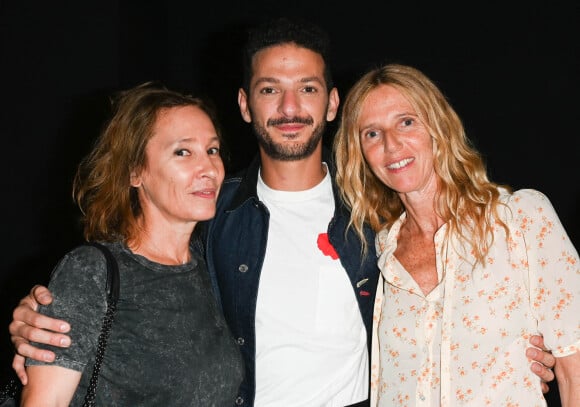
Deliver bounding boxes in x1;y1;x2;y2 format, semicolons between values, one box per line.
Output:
0;375;20;406
82;302;117;406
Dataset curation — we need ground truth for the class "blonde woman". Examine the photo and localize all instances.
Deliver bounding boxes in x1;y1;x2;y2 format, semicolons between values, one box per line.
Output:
334;63;579;406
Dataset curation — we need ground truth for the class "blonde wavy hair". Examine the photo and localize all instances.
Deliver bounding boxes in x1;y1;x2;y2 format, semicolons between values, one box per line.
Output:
73;82;223;243
334;63;509;264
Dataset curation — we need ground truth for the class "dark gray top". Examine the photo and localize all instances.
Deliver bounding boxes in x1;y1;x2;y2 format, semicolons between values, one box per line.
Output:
27;241;244;406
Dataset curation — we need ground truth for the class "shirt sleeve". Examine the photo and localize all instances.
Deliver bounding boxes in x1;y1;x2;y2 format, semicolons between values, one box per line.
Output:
510;189;580;357
25;245;109;371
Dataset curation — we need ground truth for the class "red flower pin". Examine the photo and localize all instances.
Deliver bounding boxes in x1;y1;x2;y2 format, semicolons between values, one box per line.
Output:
317;233;339;260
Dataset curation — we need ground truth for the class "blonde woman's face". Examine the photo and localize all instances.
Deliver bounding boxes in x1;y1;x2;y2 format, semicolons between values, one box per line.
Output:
130;105;225;226
358;84;437;197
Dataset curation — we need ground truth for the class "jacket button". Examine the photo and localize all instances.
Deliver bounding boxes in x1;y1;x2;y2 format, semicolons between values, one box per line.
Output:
238;264;248;273
237;337;245;345
235;396;244;405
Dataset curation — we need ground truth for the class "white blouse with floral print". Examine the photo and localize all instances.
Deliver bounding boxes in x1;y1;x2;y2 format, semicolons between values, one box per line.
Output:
370;189;580;407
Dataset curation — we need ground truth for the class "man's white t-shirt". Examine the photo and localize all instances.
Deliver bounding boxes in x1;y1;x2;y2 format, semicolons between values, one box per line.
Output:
254;165;368;407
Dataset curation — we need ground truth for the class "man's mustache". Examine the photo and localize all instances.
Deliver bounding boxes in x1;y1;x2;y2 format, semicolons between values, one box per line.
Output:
267;117;313;126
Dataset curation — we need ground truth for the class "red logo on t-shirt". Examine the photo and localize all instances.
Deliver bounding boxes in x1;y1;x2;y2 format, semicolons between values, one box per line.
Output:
317;233;339;260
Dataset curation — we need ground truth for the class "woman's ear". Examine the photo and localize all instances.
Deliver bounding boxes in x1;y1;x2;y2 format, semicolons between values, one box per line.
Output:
130;170;141;187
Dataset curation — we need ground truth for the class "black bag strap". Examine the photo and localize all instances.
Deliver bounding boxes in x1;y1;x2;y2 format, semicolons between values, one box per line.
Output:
0;376;19;406
87;242;120;304
82;242;120;407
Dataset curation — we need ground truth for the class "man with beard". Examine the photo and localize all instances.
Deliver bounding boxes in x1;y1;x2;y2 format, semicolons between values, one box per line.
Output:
205;17;379;406
8;17;557;407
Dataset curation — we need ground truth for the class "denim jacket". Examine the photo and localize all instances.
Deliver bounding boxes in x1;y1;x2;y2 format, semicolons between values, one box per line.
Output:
202;149;379;406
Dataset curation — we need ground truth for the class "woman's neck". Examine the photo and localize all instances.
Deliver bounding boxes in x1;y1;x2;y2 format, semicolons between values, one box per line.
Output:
128;221;193;265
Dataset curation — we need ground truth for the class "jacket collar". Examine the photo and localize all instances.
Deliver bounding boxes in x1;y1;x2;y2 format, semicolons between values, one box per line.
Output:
225;154;261;211
225;147;345;213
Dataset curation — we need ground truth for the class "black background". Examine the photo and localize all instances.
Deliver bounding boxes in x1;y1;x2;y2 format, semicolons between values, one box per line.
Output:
1;2;578;404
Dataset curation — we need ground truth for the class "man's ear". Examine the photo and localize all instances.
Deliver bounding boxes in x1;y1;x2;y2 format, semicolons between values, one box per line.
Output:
326;87;340;122
238;88;252;123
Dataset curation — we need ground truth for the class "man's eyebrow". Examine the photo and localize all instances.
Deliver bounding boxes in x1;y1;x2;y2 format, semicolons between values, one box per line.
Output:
252;76;324;86
299;76;324;84
253;77;280;85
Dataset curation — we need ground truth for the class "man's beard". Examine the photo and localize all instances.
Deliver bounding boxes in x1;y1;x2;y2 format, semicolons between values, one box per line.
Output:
252;116;326;161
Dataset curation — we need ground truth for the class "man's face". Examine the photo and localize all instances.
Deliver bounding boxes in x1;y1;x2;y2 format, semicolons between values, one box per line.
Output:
238;43;339;161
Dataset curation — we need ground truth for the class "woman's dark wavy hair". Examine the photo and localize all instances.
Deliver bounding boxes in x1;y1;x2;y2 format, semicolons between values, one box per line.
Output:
73;82;224;242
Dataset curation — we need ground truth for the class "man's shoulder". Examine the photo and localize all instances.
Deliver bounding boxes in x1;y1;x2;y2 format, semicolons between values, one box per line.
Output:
216;165;255;211
220;169;246;195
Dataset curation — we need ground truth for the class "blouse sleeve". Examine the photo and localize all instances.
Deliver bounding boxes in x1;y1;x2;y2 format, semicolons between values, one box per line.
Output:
510;189;580;357
25;245;109;371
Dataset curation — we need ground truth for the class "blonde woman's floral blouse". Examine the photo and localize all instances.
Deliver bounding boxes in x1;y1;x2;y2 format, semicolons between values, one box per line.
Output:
370;189;579;407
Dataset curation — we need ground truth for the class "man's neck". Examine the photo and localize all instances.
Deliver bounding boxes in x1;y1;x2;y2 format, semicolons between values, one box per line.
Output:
259;146;326;192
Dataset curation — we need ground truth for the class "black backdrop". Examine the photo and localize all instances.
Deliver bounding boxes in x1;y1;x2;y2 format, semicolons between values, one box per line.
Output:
1;2;578;404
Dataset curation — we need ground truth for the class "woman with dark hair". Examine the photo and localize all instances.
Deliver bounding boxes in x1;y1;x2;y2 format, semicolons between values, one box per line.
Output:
21;83;243;406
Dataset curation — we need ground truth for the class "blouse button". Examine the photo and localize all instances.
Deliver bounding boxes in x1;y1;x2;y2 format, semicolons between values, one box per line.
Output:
235;396;244;405
237;337;245;345
238;264;248;273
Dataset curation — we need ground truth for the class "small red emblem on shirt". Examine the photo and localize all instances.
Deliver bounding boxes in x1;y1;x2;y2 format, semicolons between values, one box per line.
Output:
317;233;339;260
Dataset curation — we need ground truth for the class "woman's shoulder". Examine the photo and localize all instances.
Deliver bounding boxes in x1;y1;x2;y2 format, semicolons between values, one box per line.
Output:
43;242;119;309
499;187;548;202
62;242;116;264
50;242;116;283
499;188;552;208
497;188;558;223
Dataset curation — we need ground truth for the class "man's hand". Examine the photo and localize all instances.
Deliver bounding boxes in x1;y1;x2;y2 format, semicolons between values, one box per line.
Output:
9;285;71;385
527;334;556;394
